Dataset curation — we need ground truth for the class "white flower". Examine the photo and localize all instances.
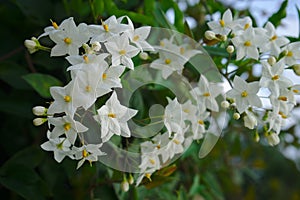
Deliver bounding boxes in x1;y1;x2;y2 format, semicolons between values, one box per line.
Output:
281;42;300;66
232;27;265;60
191;110;210;140
260;60;293;97
190;75;222;112
49;17;90;56
162;132;185;163
24;37;39;54
260;22;289;56
41;131;73;162
227;76;262;113
48;115;88;144
105;34;140;70
266;132;280;146
73;143;105;169
94;92;138;142
267;111;285;134
32;106;47;116
207;9;234;35
135;170;155;186
139;150;161;172
33;118;47;126
164;97;185;136
125;26;154;51
89;15;130;42
243;110;257;129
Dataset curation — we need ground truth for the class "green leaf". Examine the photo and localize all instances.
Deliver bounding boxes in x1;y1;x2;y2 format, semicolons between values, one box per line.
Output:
23;73;63;98
267;0;288;27
173;1;185;33
153;3;176;30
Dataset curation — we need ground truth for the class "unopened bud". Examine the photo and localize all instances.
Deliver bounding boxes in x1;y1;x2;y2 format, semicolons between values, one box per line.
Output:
265;132;280;146
128;174;134;185
219;34;227;41
226;45;234;54
139;52;149;60
233;112;240;120
204;31;216;40
33;118;47;126
254;131;260;142
121;179;129;192
32;106;47;116
221;100;230;109
267;56;276;65
24;37;39;54
292;64;300;76
91;41;101;52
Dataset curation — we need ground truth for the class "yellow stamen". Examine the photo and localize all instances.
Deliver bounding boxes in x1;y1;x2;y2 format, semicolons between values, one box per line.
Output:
102;73;107;80
287;51;293;57
156;144;161;149
165;59;171;64
293;89;299;93
108;113;116;118
203;92;210;97
244;41;251;47
183;109;190;113
149;159;155;165
63;123;71;131
180;47;185;55
64;37;72;44
278;96;287;101
219;19;225;27
83;55;89;63
241;91;248;97
160;41;164;46
145;173;152;181
82;149;89;158
103;24;109;32
133;35;140;41
64;95;71;102
244;23;250;30
50;19;59;29
119;49;126;55
279;111;287;119
85;85;91;92
173;139;180;145
198;120;204;125
272;74;279;80
270;35;277;41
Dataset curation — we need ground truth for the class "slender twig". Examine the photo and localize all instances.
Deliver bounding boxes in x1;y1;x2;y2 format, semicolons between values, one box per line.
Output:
25;51;36;73
0;46;24;62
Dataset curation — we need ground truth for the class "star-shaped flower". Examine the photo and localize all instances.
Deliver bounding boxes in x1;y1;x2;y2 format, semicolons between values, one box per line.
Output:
207;9;234;35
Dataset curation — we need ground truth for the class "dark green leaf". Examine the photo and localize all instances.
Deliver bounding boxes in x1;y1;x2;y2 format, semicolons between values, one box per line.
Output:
23;73;63;98
267;0;288;27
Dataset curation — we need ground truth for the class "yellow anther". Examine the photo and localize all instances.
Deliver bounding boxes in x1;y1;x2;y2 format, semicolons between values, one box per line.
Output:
173;139;180;145
83;55;89;63
63;123;71;131
119;49;126;55
108;113;116;118
156;144;161;149
165;59;171;64
293;89;299;93
102;73;107;80
64;37;72;44
50;19;59;29
272;74;280;80
82;149;89;158
244;23;250;30
278;96;287;101
244;41;251;47
203;92;210;97
219;19;225;27
160;41;164;46
180;47;185;55
287;51;293;57
198;120;204;125
85;85;91;92
278;111;287;119
103;24;109;32
145;173;152;181
149;159;156;165
241;90;248;97
183;109;190;113
64;95;71;102
270;35;277;41
133;35;140;41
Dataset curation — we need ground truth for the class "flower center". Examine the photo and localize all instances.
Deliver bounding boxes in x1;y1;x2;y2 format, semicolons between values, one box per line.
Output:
241;90;248;97
56;142;63;150
156;144;161;149
173;139;180;145
63;123;71;131
85;85;91;92
278;111;287;119
244;41;251;47
64;95;71;102
108;113;116;118
287;51;293;57
83;55;89;63
64;37;72;44
102;73;107;80
270;35;277;41
103;24;109;32
149;158;156;165
51;20;59;29
278;96;287;101
165;59;171;64
293;89;299;93
119;49;126;55
219;19;225;27
133;35;139;41
272;74;279;80
244;23;250;30
82;149;89;158
180;47;185;55
198;120;204;125
203;92;210;97
183;109;190;113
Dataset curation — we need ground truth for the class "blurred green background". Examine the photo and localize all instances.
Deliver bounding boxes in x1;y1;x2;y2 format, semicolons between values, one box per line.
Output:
1;0;300;199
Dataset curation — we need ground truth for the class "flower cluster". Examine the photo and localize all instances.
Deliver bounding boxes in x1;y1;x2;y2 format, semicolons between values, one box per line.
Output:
205;9;300;146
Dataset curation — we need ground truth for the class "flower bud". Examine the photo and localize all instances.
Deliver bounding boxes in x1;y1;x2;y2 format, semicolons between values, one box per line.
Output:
267;56;276;65
254;131;260;142
204;31;216;40
233;112;240;120
24;37;39;54
226;45;234;54
221;100;230;109
128;174;134;185
91;41;101;52
292;64;300;76
32;106;47;116
139;52;149;60
121;179;129;192
243;111;257;129
219;34;227;41
33;118;47;126
265;132;280;146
